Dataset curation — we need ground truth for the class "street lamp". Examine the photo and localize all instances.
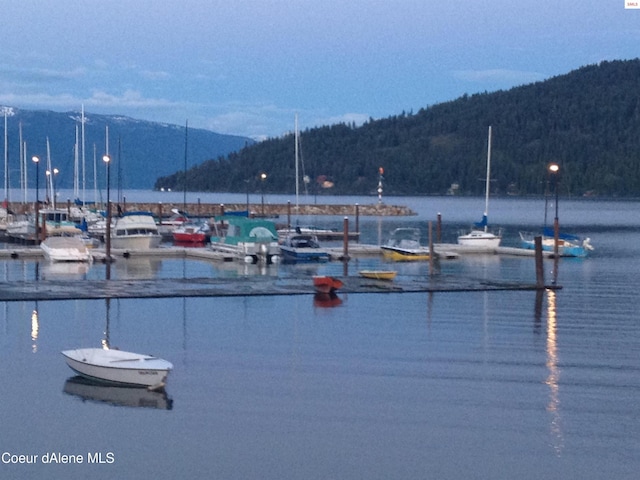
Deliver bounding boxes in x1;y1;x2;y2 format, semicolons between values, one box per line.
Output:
260;172;267;216
52;168;59;209
103;155;112;262
548;163;560;259
32;156;40;244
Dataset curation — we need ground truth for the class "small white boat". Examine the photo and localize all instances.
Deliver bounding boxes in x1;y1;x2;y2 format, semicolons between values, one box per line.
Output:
41;235;93;262
61;348;173;390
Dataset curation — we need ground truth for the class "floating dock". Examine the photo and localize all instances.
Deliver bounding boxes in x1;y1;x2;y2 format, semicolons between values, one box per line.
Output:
0;244;559;301
0;273;559;302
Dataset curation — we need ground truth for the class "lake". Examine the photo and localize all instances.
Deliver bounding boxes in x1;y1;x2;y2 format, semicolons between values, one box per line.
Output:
1;194;639;479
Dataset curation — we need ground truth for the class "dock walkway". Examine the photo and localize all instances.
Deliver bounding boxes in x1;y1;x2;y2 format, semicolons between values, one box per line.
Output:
0;274;558;302
0;245;558;301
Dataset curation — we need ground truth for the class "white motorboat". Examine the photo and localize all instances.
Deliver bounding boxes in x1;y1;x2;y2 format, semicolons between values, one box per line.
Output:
279;233;330;262
61;348;173;390
381;227;431;261
40;235;93;262
111;211;162;249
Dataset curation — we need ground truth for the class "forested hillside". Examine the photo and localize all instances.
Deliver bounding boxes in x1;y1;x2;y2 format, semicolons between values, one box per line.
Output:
156;59;640;197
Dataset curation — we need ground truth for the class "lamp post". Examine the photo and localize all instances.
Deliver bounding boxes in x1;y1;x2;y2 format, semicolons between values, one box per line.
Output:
32;156;40;244
103;155;112;263
52;168;59;209
548;163;560;259
244;178;251;216
260;172;267;216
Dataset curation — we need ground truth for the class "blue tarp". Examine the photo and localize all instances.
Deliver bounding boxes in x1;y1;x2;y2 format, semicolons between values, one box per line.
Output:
474;214;488;228
542;226;581;241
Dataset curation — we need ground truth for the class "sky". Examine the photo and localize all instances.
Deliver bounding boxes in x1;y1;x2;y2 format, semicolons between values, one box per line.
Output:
0;0;638;140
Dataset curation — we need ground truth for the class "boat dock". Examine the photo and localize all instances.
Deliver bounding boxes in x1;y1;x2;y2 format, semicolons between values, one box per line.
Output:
0;272;558;303
0;242;559;302
0;242;548;263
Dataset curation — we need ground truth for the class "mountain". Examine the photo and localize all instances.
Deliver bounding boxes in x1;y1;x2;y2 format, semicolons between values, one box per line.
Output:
157;58;640;197
0;108;253;191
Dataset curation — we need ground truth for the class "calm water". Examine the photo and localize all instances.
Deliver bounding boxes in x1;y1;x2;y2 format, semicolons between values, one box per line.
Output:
1;196;640;479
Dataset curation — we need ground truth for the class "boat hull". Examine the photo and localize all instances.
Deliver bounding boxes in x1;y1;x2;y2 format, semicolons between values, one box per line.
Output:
279;246;330;263
313;276;343;293
111;234;162;250
41;237;92;262
381;246;430;262
359;270;397;280
519;234;590;258
172;232;207;243
457;230;501;249
61;348;172;388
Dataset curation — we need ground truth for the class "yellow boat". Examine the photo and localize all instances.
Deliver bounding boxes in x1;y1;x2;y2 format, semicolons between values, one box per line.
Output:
358;270;397;281
381;227;431;261
381;247;430;262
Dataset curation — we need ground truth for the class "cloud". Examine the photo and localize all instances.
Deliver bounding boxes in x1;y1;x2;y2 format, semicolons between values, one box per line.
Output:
139;70;171;80
0;65;87;84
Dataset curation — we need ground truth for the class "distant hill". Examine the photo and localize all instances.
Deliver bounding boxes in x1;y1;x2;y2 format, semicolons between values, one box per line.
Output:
0;107;253;191
157;58;640;197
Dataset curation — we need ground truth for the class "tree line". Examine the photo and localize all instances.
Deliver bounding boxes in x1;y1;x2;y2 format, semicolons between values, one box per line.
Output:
156;59;640;198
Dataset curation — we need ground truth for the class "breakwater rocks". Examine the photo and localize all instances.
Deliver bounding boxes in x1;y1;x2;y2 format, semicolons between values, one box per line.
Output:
9;201;415;217
143;202;415;218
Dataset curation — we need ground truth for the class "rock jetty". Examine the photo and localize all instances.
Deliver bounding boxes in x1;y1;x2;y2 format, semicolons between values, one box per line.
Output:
8;200;415;218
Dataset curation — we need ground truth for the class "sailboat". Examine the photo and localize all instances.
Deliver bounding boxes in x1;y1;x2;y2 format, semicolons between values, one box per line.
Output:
62;299;173;391
277;115;338;240
457;126;502;249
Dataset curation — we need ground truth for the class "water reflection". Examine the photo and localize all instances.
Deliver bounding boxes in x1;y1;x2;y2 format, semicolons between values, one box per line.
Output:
114;256;161;279
313;292;343;308
545;289;564;455
63;376;173;410
102;298;111;349
31;308;39;353
40;261;90;280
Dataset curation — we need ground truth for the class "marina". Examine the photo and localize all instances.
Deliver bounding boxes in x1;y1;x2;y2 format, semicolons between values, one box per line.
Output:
0;194;638;480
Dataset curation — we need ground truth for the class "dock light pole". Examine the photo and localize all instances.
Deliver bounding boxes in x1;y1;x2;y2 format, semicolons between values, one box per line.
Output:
260;172;267;216
32;156;40;244
549;163;560;258
245;178;250;216
103;155;112;263
52;168;59;209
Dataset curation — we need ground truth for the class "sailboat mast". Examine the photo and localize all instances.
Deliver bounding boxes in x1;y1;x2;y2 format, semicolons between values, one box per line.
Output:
484;126;492;232
3;111;7;204
183;120;188;212
93;144;98;204
81;105;86;206
19;122;26;204
74;124;79;199
295;114;299;210
46;137;54;208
